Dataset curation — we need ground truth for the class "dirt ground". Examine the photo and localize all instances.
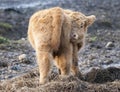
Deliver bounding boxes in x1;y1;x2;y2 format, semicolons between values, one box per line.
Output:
0;29;120;92
0;0;120;92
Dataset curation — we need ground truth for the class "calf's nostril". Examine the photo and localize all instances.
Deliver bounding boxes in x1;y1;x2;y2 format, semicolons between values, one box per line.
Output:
72;34;78;39
73;34;76;37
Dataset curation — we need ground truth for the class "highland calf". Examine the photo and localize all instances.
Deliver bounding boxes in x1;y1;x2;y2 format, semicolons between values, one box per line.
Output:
28;7;96;84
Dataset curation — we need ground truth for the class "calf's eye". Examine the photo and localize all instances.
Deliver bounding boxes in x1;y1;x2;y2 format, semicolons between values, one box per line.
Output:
80;25;83;28
80;23;84;28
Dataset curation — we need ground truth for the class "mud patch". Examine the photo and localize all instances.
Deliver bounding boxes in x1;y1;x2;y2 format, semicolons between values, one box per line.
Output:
85;67;120;83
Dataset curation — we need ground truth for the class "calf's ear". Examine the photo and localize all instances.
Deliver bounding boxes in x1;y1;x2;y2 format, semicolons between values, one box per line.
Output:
86;15;96;27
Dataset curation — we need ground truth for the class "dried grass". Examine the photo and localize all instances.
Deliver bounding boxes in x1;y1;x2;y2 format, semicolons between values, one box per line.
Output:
0;67;120;92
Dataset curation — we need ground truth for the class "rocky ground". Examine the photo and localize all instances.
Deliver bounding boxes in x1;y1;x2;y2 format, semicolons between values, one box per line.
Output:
0;29;119;92
0;0;120;92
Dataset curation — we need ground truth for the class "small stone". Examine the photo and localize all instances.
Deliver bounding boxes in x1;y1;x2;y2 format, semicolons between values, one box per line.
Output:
96;44;102;49
105;42;114;48
18;54;31;64
7;75;14;79
103;60;113;65
21;38;26;41
18;54;27;61
88;54;97;60
4;75;8;79
11;65;21;71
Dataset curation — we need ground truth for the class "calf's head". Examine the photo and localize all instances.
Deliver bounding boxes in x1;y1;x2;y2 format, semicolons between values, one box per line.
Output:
69;12;96;43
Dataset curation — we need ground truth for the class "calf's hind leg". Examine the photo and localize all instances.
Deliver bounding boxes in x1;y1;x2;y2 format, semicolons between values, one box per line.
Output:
36;50;53;84
54;45;72;76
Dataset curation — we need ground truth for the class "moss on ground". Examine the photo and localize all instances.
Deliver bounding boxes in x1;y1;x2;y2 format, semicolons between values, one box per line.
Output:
0;22;12;29
0;36;9;44
89;36;97;42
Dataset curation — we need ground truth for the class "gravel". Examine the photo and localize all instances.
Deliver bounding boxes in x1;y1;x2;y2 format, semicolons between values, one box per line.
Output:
0;0;120;91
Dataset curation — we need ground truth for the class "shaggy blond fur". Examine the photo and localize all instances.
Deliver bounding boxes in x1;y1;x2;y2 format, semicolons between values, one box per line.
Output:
28;7;96;84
